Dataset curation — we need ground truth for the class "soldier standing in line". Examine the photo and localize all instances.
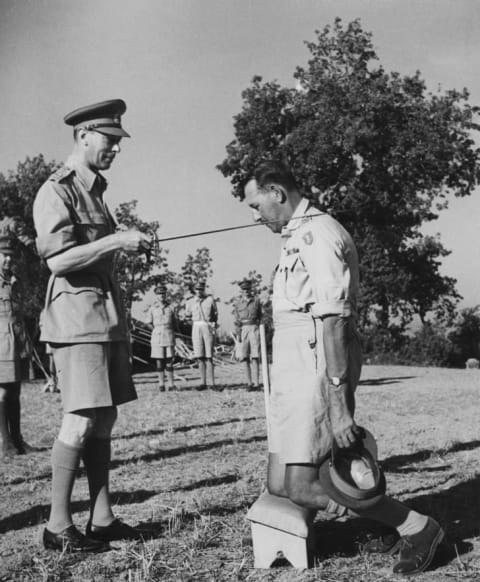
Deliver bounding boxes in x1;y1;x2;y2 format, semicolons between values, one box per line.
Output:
148;283;177;391
233;280;262;391
184;281;219;390
0;225;32;457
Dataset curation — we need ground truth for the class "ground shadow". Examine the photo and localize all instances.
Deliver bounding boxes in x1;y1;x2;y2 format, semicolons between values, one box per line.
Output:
114;415;260;441
381;439;480;472
358;375;417;386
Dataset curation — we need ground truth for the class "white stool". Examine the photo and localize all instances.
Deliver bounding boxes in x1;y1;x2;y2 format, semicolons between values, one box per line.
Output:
247;491;314;568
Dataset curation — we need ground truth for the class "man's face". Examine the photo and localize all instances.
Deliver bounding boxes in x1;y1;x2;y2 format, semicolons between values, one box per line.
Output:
85;131;122;171
0;252;12;276
244;179;287;233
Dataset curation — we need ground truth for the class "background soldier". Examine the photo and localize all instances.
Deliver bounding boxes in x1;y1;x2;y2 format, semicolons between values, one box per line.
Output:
148;284;177;391
33;99;151;552
233;280;262;391
0;224;31;458
184;281;218;390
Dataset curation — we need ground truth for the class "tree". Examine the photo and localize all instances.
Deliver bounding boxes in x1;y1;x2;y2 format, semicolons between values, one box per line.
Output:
218;18;480;332
448;306;480;365
0;155;60;338
114;200;169;311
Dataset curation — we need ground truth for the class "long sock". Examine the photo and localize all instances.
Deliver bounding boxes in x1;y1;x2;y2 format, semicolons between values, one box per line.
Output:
48;439;82;532
252;359;260;386
397;510;429;537
199;360;206;385
206;360;215;386
356;496;428;536
82;437;114;527
6;383;21;444
245;362;252;385
0;400;12;446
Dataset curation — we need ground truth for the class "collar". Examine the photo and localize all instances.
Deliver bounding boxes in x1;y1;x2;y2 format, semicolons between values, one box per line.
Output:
66;156;108;194
281;197;312;238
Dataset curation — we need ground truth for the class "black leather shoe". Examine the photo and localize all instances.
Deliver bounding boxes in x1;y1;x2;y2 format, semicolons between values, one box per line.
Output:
363;531;401;554
247;384;261;392
393;518;444;575
43;525;110;552
86;518;144;541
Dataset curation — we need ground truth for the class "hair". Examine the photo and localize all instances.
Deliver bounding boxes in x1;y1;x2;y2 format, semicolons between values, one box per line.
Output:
249;159;298;192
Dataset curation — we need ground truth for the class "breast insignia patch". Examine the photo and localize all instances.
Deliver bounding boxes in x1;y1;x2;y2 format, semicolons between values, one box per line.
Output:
303;231;313;245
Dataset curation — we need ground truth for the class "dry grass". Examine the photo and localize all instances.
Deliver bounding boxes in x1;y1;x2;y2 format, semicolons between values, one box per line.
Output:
1;363;480;581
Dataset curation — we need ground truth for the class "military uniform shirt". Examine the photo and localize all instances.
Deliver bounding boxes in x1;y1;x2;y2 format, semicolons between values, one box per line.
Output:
33;156;127;343
273;197;359;319
234;297;262;325
184;295;218;323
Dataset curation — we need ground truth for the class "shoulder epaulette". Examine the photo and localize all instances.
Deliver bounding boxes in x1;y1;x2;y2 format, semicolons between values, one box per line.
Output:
49;165;74;183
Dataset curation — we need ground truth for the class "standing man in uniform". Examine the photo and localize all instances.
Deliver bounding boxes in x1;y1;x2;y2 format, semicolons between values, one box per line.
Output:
0;224;31;457
233;280;262;391
148;283;177;392
244;160;444;576
34;99;151;552
184;281;218;390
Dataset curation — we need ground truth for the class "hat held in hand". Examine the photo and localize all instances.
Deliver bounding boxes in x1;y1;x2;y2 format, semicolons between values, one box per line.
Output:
319;427;386;510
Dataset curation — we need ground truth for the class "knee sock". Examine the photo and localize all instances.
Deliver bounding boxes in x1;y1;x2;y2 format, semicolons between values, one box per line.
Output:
357;496;428;537
82;437;114;527
48;439;82;532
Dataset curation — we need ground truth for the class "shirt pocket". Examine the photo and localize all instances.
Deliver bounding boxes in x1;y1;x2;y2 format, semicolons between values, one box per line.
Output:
282;253;309;304
74;211;112;243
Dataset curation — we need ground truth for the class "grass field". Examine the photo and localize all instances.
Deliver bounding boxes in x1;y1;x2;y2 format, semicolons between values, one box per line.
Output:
2;363;480;581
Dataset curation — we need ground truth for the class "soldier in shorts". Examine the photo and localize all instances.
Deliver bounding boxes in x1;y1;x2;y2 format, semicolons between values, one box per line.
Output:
233;280;262;391
148;284;177;391
0;225;31;457
34;99;151;552
184;281;218;390
244;160;444;576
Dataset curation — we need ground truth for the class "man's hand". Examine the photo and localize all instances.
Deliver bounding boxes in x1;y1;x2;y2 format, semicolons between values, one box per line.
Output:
114;230;151;254
328;381;360;448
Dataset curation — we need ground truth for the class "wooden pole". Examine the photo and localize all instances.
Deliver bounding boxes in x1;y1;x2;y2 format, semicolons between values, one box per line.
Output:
259;324;271;444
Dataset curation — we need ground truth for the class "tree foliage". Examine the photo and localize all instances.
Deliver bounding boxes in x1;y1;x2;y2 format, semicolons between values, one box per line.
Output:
114;200;168;311
218;18;480;331
0;155;59;336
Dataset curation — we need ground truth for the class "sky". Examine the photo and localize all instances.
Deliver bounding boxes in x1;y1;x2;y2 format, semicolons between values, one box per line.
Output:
1;0;480;330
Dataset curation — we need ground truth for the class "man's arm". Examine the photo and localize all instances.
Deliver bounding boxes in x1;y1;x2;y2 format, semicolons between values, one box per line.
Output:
47;230;150;276
322;314;359;448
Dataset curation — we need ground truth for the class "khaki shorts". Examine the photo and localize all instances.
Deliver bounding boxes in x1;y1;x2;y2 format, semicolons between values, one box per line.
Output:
52;341;137;413
192;321;214;358
239;325;260;360
269;313;361;465
151;345;174;359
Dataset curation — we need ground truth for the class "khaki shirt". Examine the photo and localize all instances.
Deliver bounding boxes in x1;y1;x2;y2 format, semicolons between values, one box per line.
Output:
0;275;27;360
33;157;127;343
184;295;217;324
234;296;262;325
273;198;359;319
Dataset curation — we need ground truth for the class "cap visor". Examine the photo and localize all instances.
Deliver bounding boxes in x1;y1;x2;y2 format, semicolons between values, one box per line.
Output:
95;127;131;138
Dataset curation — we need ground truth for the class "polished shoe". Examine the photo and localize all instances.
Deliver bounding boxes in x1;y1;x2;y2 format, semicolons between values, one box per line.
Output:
247;384;261;392
43;525;110;552
195;384;207;391
86;518;144;542
393;518;444;575
363;531;401;554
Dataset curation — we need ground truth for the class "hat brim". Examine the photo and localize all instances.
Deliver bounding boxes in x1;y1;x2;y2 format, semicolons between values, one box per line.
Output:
94;127;131;138
319;456;386;510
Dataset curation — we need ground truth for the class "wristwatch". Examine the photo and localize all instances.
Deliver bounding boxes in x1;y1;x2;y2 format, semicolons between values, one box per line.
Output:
329;376;347;386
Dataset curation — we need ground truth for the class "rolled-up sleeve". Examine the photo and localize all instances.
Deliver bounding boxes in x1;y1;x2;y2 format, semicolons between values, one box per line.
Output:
299;226;353;318
33;184;77;259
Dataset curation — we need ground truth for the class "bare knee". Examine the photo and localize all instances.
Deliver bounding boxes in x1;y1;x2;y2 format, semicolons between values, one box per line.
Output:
267;453;288;497
58;411;96;447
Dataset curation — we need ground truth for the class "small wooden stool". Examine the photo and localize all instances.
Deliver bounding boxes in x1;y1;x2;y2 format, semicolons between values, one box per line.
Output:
247;491;314;568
